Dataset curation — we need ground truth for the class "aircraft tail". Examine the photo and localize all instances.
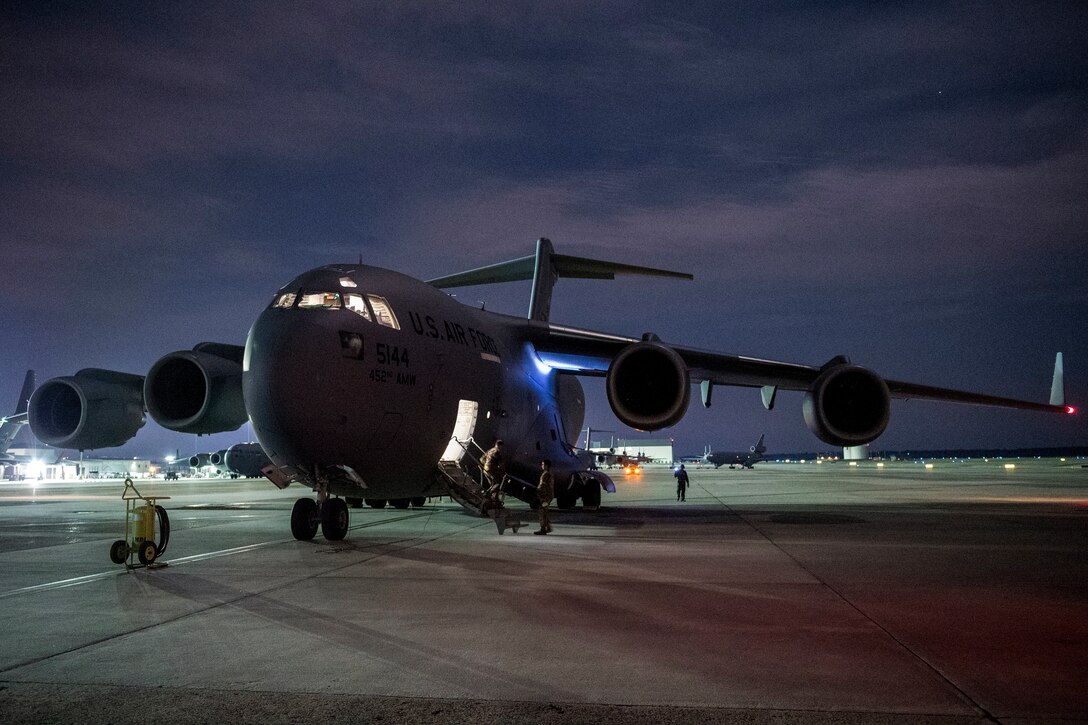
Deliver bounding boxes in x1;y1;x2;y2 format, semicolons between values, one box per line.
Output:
427;238;692;322
1;370;35;454
751;433;766;454
14;370;34;415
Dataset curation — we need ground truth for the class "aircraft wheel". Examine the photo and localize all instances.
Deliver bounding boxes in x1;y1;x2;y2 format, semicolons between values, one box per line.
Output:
411;497;427;507
137;540;157;565
290;498;319;541
109;540;129;564
555;492;577;510
365;498;387;509
390;498;410;509
581;481;602;510
322;498;349;541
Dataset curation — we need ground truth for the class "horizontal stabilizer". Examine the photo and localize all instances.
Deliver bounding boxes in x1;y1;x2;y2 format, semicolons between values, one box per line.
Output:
428;238;691;322
427;248;692;288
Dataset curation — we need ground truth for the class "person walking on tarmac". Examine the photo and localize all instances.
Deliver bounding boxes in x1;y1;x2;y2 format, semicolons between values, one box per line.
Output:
675;464;690;502
480;439;506;505
535;459;554;535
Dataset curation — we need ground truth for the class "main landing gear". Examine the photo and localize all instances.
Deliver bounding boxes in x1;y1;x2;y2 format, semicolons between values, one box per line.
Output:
291;497;349;541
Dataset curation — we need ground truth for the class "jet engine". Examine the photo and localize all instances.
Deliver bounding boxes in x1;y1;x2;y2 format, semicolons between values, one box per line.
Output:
606;339;690;430
28;369;146;450
802;362;891;446
144;343;247;435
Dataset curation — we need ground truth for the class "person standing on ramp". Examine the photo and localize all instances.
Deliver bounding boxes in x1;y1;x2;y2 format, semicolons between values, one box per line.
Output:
675;464;690;502
535;459;554;535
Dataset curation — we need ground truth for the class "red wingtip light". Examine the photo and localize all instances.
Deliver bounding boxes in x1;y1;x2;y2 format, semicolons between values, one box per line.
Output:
1066;406;1077;415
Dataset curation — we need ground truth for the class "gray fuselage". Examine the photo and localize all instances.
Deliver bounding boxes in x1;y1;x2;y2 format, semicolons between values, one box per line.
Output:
243;264;584;499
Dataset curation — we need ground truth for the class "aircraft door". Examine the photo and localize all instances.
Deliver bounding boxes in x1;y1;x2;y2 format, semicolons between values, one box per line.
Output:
440;399;478;462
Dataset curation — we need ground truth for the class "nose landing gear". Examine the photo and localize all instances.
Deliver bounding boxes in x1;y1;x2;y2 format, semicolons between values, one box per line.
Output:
291;495;349;541
290;498;319;540
322;497;349;540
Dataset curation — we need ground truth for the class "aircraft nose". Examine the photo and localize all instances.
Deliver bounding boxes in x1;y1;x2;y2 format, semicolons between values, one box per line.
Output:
244;309;331;466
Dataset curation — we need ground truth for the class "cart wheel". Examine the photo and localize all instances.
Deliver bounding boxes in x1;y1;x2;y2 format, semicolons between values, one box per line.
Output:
109;540;129;564
137;540;157;565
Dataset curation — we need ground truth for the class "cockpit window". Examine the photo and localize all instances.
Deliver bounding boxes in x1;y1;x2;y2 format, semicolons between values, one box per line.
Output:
298;291;342;309
271;292;297;309
367;295;400;329
344;293;372;320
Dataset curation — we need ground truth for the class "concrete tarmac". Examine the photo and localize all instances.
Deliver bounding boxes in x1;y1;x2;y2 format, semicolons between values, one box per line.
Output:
0;459;1086;723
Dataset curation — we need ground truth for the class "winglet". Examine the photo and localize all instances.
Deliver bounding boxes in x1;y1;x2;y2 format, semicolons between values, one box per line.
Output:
1050;352;1065;406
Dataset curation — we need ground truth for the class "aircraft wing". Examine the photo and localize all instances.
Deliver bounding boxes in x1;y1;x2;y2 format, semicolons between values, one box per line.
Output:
528;322;1071;414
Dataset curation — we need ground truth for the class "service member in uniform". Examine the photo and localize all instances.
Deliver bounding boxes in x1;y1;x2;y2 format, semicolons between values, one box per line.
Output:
675;464;690;502
480;439;506;501
535;459;554;535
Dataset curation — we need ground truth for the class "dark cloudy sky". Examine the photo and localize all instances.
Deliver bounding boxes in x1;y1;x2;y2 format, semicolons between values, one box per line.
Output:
2;1;1086;458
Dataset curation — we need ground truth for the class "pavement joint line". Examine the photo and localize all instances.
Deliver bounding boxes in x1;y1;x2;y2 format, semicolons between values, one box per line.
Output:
0;509;439;600
0;511;484;677
692;481;1000;723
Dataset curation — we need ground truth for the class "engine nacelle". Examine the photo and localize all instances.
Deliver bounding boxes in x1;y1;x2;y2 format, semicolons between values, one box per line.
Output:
144;343;247;435
606;341;690;431
189;453;211;468
209;449;228;467
802;364;891;446
224;442;272;478
28;369;146;450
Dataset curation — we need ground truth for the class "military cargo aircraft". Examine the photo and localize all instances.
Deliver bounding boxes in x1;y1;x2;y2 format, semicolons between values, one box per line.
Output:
704;434;768;469
188;443;272;479
26;239;1075;541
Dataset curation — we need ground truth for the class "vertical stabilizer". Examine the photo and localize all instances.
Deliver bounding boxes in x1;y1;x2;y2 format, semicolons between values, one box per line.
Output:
1;370;35;454
15;370;35;415
752;433;766;454
528;237;557;322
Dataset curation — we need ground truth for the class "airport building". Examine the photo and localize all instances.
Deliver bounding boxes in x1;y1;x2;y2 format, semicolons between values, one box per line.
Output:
2;451;153;481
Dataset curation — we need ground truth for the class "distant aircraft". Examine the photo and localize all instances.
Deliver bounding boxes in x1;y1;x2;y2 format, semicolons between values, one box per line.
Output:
704;434;767;469
190;442;272;479
26;239;1075;541
595;449;651;469
0;370;35;464
580;427;652;469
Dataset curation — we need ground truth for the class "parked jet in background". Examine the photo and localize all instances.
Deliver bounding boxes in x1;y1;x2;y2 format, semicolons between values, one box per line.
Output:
200;443;272;478
580;428;652;469
705;434;767;469
0;371;35;464
25;239;1075;542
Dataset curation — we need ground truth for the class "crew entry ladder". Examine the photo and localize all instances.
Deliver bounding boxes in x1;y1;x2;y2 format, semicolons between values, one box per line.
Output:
436;438;522;534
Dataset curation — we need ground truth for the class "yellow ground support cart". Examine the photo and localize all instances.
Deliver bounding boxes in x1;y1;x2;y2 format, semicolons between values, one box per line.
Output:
109;478;170;567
